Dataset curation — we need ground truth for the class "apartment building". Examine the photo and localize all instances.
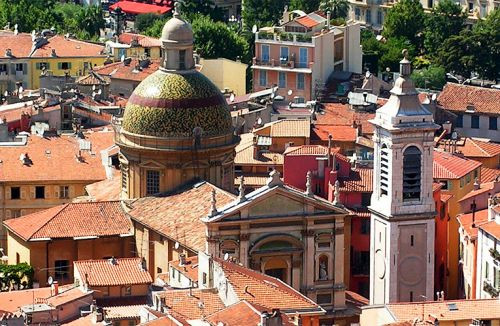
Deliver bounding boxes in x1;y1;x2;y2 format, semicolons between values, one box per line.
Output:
252;10;362;102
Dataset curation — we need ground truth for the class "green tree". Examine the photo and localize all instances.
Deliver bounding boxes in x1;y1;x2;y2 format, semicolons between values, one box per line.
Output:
382;0;425;49
135;13;165;33
0;263;34;291
470;9;499;81
319;0;350;19
0;0;61;33
379;37;416;73
75;5;104;39
424;0;466;56
144;17;169;38
181;0;224;21
288;0;321;13
411;65;446;90
437;30;476;78
242;0;287;30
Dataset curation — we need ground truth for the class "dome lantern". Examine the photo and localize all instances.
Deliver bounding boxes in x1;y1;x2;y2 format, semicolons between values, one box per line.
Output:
160;1;194;71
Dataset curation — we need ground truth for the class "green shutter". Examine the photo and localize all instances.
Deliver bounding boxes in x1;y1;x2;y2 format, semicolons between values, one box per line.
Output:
23;63;27;75
57;62;62;70
36;63;40;70
68;62;72;69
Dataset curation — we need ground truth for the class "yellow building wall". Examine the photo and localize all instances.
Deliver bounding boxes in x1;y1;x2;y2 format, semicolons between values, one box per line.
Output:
440;168;480;299
199;58;248;96
6;231;31;265
29;56;107;89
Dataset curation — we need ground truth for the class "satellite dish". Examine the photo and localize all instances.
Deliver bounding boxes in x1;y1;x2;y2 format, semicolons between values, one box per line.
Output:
287;89;293;96
252;24;258;34
174;242;180;250
229;93;235;103
223;252;229;261
47;276;53;285
257;117;262;125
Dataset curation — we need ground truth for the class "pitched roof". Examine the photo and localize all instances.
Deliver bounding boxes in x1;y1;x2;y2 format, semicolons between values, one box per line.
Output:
459;181;498;202
479;220;500;240
127;182;236;252
457;209;489;238
0;131;114;182
254;119;310;138
217;258;323;313
84;170;121;201
75;71;110;85
235;143;284;166
94;59;161;82
295;15;322;28
438;138;500;158
481;167;500;183
338;168;373;193
118;32;162;47
437;83;500;115
315;103;375;135
3;201;132;241
170;256;199;283
433;150;482;180
157;289;225;320
104;305;146;321
312;124;357;142
283;145;350;164
0;32;34;58
74;258;152;287
386;298;500;324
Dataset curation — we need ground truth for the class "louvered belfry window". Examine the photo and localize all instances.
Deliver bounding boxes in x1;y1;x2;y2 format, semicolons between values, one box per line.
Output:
403;146;421;201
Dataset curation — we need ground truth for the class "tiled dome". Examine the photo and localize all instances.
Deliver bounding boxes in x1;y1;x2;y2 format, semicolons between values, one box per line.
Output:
122;70;233;138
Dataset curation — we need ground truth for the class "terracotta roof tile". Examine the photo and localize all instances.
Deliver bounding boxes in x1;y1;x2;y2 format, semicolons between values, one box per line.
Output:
128;182;235;252
387;298;500;323
440;193;453;203
433;182;443;192
283;145;350;164
94;59;161;82
75;72;110;85
315;103;375;135
254;119;310;138
170;256;198;283
433;150;482;180
103;304;145;319
458;181;498;202
33;35;105;58
217;258;322;313
481;167;500;183
457;209;489;238
0;32;33;58
479;220;500;239
84;171;121;201
438;138;500;158
295;15;321;28
0;131;114;182
437;83;500;115
338;168;373;193
235;144;284;166
3;201;131;241
74;258;152;287
118;32;162;48
157;289;225;320
234;174;270;187
312;124;357;142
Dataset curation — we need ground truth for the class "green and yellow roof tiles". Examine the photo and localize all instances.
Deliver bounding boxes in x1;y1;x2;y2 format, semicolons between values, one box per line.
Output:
122;70;233;138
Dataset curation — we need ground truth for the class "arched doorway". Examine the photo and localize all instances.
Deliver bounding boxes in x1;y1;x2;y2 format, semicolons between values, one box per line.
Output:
263;258;289;283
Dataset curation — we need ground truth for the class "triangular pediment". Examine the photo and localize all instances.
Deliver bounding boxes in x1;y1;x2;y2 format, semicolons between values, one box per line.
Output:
139;160;165;169
248;193;304;217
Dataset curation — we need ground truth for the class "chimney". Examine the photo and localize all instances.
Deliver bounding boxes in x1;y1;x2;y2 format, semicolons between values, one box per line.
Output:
261;309;283;326
179;253;187;266
51;49;57;57
473;178;480;191
51;281;59;296
108;256;117;265
5;49;12;57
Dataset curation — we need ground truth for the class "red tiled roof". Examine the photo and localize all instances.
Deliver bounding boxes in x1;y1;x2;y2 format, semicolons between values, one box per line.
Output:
118;32;162;47
459;181;498;202
433;150;482;180
104;305;145;320
433;182;442;192
312;124;357;142
170;256;199;283
74;258;152;287
110;1;172;15
33;35;105;58
217;258;322;313
338;168;373;193
296;15;320;28
0;131;114;182
283;145;350;164
387;298;500;323
94;59;161;82
84;171;121;201
438;138;500;158
157;289;225;320
0;32;34;58
457;209;489;238
481;167;500;183
479;220;500;239
254;119;310;138
315;103;375;135
3;201;131;241
437;83;500;115
440;193;453;203
128;182;236;252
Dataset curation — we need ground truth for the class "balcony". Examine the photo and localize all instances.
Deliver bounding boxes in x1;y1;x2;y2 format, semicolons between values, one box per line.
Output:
483;280;499;298
256;31;313;44
252;58;313;72
489;248;500;262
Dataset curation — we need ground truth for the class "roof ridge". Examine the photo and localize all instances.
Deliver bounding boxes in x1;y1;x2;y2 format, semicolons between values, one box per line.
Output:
469;139;490;157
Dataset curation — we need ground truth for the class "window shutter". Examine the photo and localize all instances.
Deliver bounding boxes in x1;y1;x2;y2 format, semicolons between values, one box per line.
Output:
21;189;26;199
10;64;15;74
23;63;27;75
69;186;74;198
36;63;40;70
47;62;50;69
5;187;10;199
58;62;62;70
45;186;50;199
30;187;35;199
68;62;72;69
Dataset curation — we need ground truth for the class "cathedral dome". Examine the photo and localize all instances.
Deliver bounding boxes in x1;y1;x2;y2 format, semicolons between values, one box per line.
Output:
161;16;193;46
122;70;233;137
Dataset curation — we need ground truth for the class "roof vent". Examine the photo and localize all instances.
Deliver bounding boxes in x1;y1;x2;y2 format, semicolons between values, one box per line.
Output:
51;49;57;57
20;153;32;166
465;105;475;113
5;49;13;57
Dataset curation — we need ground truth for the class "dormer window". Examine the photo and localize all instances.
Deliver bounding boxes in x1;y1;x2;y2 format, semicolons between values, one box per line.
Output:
403;146;421;202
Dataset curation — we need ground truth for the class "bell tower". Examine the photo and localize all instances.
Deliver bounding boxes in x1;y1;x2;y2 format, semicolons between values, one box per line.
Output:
369;50;438;304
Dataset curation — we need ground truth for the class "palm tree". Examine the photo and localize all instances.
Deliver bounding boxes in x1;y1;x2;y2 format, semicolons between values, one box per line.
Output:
319;0;350;19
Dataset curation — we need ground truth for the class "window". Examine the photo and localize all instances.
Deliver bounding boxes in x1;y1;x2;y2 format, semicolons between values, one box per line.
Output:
489;117;497;130
410;291;414;302
146;170;160;195
299;47;308;68
35;62;50;70
54;260;70;281
471;115;479;129
179;50;186;70
15;63;24;72
10;187;20;200
361;193;371;206
35;186;45;199
318;242;330;249
352;251;370;275
317;293;332;305
403;146;421;201
278;72;286;88
468;2;473;11
0;64;7;74
485;261;489;279
58;62;71;70
427;0;433;7
259;70;267;87
456;114;463;128
366;9;372;24
59;186;69;199
474;169;478;180
318;255;328;280
118;48;126;59
380;144;389;196
376;10;383;25
297;73;305;90
460;177;465;188
360;219;370;235
355;7;361;20
261;44;270;62
410;235;414;246
121;165;128;191
466;173;471;184
280;46;289;63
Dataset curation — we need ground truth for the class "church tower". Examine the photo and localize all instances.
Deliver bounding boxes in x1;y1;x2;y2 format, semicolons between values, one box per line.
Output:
369;51;438;304
115;3;238;199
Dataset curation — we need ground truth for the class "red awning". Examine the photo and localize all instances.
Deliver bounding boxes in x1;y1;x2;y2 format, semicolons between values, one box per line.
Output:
110;1;171;15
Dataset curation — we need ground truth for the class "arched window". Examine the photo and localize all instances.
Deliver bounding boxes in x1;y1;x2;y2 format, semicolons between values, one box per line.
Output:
318;255;329;280
380;144;389;196
403;146;421;201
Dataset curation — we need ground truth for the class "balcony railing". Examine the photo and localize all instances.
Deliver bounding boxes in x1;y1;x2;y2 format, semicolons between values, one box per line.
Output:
489;248;500;262
253;57;313;70
256;31;313;44
483;280;499;298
